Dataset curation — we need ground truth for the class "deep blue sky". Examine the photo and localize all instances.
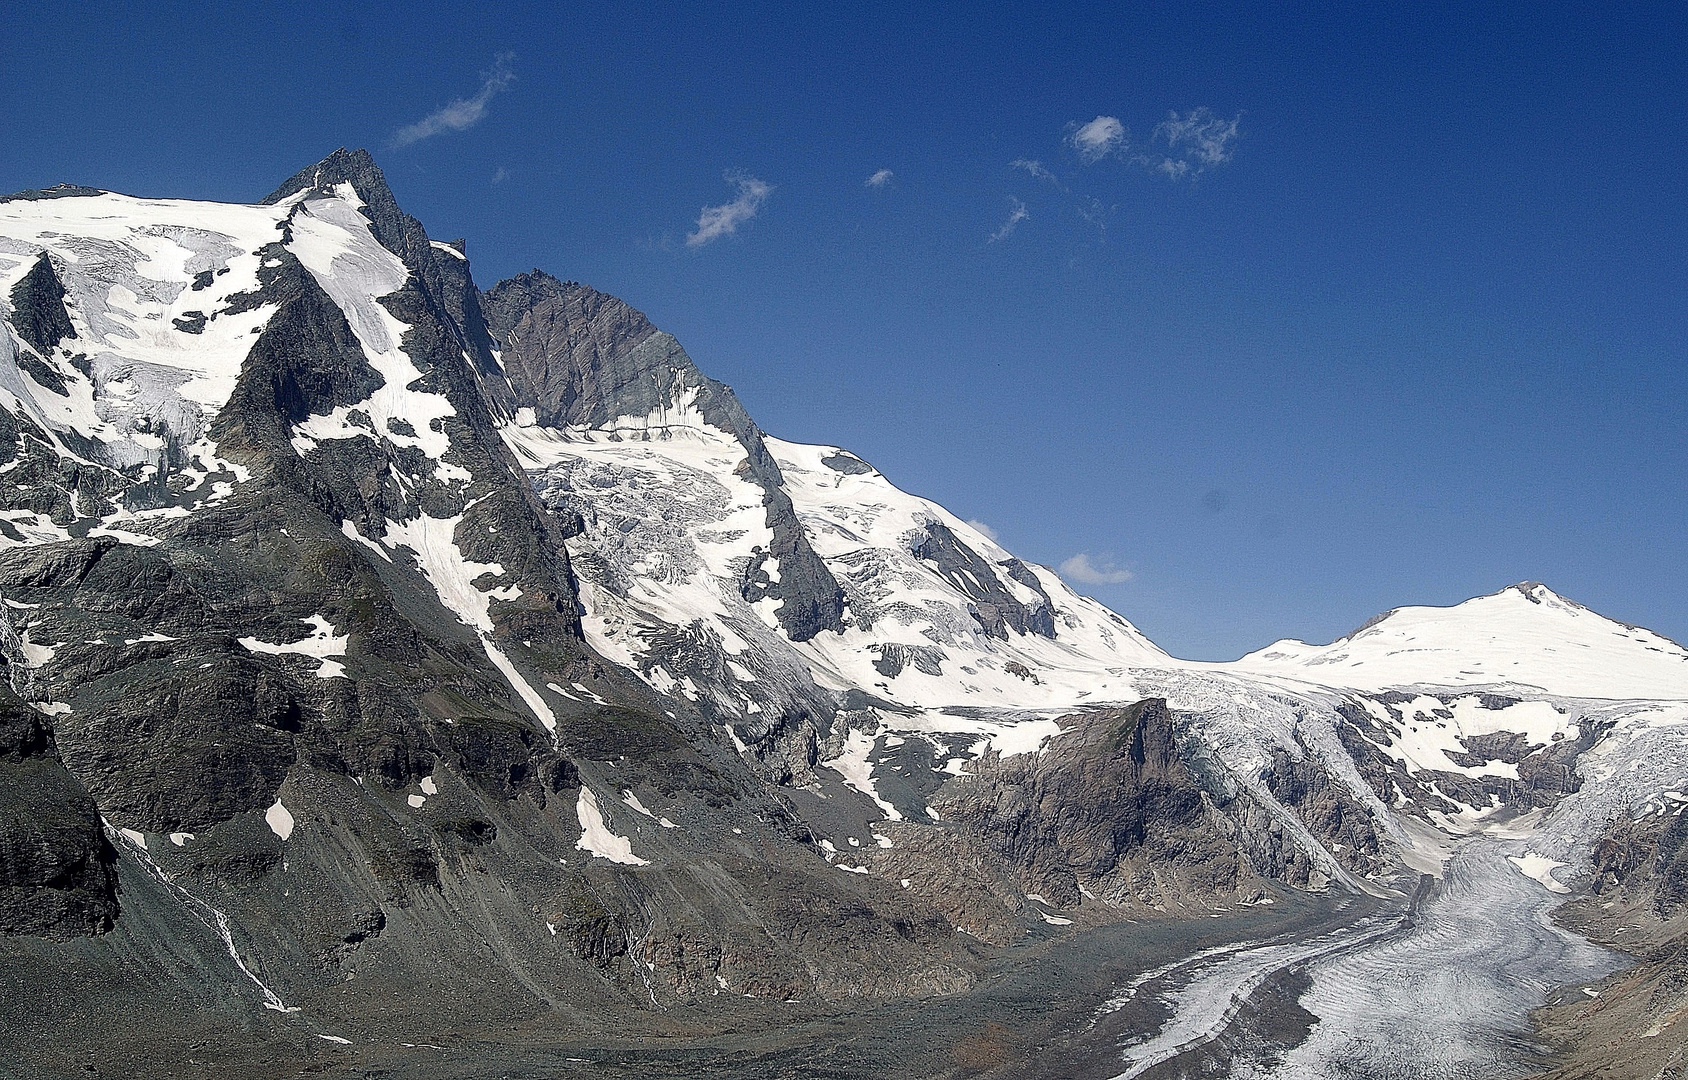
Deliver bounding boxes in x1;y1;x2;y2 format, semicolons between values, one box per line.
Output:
4;2;1684;659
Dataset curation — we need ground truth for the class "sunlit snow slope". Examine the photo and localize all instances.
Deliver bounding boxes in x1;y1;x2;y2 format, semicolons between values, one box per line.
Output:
7;167;1684;910
480;276;1688;902
1232;582;1688;700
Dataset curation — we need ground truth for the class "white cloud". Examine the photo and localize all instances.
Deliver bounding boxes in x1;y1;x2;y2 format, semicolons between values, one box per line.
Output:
1152;107;1241;176
1070;115;1126;161
687;171;772;247
1058;553;1133;585
865;168;894;188
491;166;509;184
390;53;516;148
965;519;999;542
1011;158;1058;184
989;198;1028;243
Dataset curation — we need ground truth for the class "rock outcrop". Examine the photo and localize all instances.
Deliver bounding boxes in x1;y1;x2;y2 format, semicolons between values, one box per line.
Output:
0;677;117;940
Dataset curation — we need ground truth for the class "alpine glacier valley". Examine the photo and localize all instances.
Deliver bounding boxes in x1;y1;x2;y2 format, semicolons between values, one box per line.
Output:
0;150;1683;1080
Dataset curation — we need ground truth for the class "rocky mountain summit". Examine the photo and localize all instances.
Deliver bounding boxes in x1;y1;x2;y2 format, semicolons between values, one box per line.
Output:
0;150;1684;1078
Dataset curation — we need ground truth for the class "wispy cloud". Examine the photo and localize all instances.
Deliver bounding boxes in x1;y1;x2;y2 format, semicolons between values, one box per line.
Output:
1156;107;1240;165
687;171;772;247
989;198;1028;243
390;53;516;149
965;519;999;542
1148;107;1241;179
491;166;509;184
1058;553;1133;585
865;168;894;188
1069;115;1126;161
1012;159;1053;182
1076;195;1109;238
1006;158;1060;192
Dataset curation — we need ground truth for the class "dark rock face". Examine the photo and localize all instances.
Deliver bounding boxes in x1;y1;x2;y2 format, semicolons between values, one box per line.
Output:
0;184;106;203
0;681;118;940
872;642;949;678
483;273;846;642
8;253;78;357
1335;693;1588;821
1263;743;1386;880
480;273;667;430
911;520;1054;640
1589;810;1688;919
0;151;991;1034
930;700;1248;910
1530;813;1688;1080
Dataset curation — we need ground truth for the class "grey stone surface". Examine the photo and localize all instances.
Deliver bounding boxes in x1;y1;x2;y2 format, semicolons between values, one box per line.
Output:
483;273;846;642
0;676;117;940
7;253;77;358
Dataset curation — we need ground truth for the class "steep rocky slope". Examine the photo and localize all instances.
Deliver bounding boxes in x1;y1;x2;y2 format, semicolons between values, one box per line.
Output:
0;150;1684;1078
0;154;985;1052
0;680;115;939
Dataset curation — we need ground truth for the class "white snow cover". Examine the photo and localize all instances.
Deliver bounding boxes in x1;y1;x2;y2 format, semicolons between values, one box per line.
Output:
767;435;1169;711
285;185;464;484
503;388;778;681
822;728;903;821
507;401;1174;766
1507;852;1570;893
238;614;348;678
574;788;649;866
1350;695;1573;780
0;190;289;498
264;799;294;841
1233;583;1688;700
382;514;509;633
380;513;555;734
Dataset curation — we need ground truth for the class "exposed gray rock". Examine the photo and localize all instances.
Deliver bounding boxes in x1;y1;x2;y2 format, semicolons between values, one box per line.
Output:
928;700;1252;911
483;273;846;642
0;184;106;203
912;520;1054;639
7;253;78;357
0;678;118;940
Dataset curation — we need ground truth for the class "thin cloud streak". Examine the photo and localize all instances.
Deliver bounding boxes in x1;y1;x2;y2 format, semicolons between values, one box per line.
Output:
1155;107;1240;166
687;171;772;246
865;168;894;188
1011;158;1060;185
390;53;516;148
989;198;1028;243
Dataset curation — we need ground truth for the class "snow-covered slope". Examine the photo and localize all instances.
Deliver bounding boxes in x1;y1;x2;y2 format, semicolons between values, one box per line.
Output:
505;404;1165;711
485;276;1174;778
474;273;1688;898
1231;582;1688;700
6;149;1684;937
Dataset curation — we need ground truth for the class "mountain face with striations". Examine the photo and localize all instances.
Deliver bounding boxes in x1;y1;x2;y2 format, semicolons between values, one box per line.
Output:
0;150;1684;1077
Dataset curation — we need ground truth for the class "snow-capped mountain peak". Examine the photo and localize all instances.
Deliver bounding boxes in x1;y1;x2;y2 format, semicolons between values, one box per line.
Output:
1230;581;1688;700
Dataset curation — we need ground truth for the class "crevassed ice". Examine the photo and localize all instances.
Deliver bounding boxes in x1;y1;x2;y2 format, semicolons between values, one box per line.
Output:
0;191;286;471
